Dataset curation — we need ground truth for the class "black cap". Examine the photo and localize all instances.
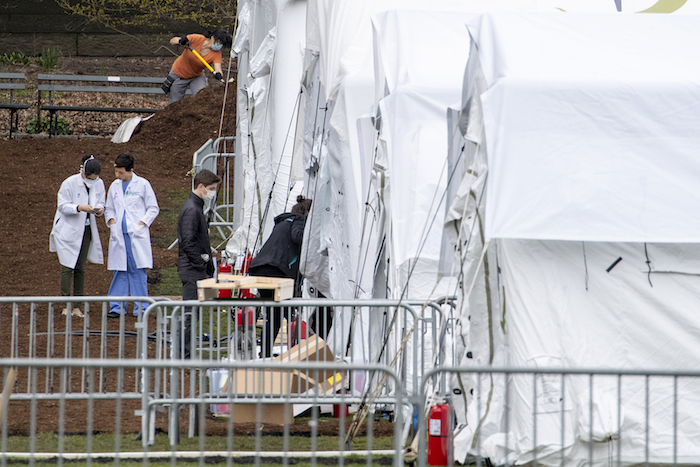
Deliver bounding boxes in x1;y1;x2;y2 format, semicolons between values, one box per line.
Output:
83;158;101;177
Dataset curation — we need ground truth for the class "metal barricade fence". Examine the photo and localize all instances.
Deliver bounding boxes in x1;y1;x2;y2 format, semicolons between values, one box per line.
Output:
0;358;405;467
415;366;700;467
0;296;456;402
139;299;422;441
0;296;457;464
0;297;165;397
137;298;456;444
405;298;458;397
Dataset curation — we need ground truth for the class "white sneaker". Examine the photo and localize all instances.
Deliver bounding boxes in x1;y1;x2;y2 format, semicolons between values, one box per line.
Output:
62;308;84;318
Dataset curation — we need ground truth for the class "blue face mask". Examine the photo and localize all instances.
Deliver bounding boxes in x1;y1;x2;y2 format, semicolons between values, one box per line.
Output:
212;42;223;51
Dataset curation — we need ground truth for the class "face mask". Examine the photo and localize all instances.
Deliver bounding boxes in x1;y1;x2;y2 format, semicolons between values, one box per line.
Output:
203;188;217;201
83;177;98;189
212;42;223;51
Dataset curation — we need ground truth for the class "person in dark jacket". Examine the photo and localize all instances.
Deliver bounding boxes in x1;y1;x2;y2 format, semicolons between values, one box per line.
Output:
177;169;220;358
249;195;312;358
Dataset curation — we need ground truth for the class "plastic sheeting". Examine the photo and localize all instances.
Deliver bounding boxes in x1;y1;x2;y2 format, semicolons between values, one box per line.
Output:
465;13;700;242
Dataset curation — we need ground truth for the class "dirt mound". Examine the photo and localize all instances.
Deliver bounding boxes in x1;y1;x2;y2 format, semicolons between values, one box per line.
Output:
0;55;236;137
131;83;236;149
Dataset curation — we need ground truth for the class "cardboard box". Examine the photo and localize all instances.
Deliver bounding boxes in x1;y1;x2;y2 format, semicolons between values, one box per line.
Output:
222;367;295;395
227;402;293;425
275;335;340;394
214;336;342;423
274;335;334;363
221;366;340;395
215;368;296;424
298;369;345;395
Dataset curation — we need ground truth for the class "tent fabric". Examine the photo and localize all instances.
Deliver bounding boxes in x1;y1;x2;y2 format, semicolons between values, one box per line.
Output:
373;10;473;268
450;10;700;465
455;239;700;465
230;0;307;259
301;0;538;302
464;13;700;242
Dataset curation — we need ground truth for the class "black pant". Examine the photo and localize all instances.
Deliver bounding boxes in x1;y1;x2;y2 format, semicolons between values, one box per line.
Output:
179;268;207;359
249;265;291;358
60;225;91;310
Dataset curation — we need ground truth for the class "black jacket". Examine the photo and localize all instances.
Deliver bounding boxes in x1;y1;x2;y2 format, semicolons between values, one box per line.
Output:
177;192;212;274
249;212;307;279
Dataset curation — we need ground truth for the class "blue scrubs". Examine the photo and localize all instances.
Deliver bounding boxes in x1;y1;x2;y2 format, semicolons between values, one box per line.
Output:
108;179;149;315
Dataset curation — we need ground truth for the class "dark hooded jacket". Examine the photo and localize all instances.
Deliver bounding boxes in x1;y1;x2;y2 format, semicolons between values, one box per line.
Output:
249;212;307;279
177;192;213;275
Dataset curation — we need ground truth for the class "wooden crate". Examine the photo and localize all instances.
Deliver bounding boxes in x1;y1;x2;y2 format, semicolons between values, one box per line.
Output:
197;274;294;301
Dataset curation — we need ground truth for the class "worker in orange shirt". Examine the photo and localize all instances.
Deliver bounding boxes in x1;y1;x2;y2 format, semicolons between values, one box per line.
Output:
164;29;232;104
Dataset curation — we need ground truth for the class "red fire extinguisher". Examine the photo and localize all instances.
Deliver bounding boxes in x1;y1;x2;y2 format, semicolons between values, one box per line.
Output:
427;402;454;466
218;261;233;298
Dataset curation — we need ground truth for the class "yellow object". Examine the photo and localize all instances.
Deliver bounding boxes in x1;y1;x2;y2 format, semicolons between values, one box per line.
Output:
327;373;343;386
189;47;215;73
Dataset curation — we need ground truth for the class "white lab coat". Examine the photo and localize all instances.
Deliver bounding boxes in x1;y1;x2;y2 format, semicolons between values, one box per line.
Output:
49;173;106;268
105;173;160;271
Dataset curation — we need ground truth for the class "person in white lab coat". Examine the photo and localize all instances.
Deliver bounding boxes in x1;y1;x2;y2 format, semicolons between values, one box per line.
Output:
49;155;106;318
105;152;160;317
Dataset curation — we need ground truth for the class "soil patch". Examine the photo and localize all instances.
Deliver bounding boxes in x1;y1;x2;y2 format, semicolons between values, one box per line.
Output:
0;65;236;296
0;57;238;435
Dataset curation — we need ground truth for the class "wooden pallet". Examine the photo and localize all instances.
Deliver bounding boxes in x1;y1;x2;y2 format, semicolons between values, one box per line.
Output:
197;274;294;301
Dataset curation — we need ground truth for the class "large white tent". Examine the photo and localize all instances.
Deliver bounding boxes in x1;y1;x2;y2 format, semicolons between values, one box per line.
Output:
230;0;700;464
449;12;700;465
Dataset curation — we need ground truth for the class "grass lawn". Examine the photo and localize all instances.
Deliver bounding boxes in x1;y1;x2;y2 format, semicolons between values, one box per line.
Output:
1;432;399;466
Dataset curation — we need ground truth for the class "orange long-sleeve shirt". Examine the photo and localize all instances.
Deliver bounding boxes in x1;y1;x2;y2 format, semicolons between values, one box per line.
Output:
172;34;222;79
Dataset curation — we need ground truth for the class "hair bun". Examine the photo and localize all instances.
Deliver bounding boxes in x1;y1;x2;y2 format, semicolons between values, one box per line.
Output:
297;195;306;203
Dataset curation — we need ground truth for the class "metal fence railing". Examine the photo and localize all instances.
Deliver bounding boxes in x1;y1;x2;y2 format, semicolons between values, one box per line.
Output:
0;296;456;450
3;300;700;467
0;358;404;467
138;298;454;442
414;366;700;467
0;297;167;396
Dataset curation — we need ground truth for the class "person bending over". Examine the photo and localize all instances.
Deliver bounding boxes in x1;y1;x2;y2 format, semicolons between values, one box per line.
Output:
165;29;232;104
249;195;312;358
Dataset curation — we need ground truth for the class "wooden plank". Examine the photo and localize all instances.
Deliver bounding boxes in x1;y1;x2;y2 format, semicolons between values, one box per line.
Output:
274;283;294;301
0;104;31;109
197;278;218;287
197;287;218;301
0;83;26;90
207;275;293;289
197;275;294;301
38;74;163;83
42;106;160;113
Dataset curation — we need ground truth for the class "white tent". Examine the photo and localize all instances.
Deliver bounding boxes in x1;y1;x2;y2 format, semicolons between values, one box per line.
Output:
230;0;306;259
230;1;700;463
450;12;700;465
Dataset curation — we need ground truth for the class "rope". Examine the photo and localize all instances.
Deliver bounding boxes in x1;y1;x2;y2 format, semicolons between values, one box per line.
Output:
398;110;492;459
347;108;477;447
299;82;328;288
